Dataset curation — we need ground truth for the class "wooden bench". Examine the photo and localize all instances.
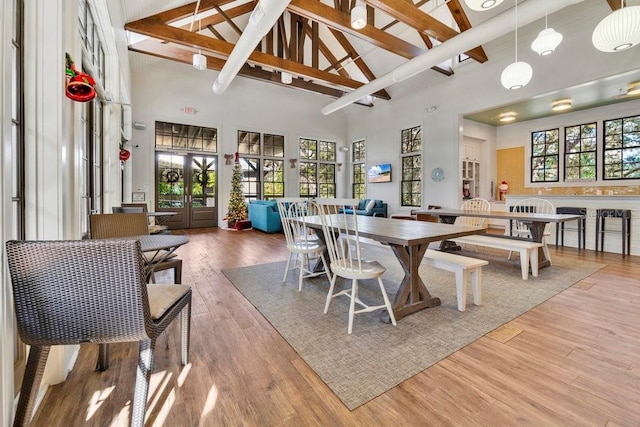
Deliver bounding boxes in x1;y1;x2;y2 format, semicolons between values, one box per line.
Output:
424;249;488;311
453;235;543;280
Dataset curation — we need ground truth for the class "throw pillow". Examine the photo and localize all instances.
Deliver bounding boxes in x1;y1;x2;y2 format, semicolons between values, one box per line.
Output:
365;199;376;212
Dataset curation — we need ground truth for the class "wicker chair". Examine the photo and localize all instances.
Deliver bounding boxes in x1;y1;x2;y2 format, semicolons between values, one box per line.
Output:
5;239;191;427
90;213;182;283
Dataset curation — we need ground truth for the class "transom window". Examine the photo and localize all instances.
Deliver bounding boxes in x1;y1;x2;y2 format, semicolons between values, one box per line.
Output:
156;122;218;153
531;128;559;182
299;138;336;198
401;126;422;207
352;140;366;199
603;115;640;180
564;122;596;181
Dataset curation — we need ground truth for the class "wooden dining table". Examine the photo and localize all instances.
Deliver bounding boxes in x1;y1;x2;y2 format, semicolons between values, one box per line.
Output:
301;215;486;322
417;208;583;268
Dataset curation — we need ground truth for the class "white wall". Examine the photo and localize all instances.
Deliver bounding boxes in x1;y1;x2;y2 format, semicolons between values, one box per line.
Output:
130;61;349;225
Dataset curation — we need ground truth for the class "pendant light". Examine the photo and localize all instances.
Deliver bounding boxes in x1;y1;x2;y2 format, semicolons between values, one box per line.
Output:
465;0;504;11
592;0;640;52
192;19;207;71
501;0;532;90
281;71;293;84
531;1;563;55
351;1;366;30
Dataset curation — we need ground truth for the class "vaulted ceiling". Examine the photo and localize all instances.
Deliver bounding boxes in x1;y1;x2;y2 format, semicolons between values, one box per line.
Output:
124;0;625;109
124;0;492;106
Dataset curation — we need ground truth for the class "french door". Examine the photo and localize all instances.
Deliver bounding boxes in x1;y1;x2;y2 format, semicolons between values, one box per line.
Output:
156;152;218;229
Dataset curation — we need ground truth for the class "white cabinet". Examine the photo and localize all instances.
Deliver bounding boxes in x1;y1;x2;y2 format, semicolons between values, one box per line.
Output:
462;160;480;199
462;142;480;161
461;142;482;200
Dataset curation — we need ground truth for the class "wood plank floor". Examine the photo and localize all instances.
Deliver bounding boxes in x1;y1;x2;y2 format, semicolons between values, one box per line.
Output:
28;227;640;426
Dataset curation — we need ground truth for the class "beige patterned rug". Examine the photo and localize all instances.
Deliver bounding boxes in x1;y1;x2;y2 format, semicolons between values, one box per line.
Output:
222;244;604;410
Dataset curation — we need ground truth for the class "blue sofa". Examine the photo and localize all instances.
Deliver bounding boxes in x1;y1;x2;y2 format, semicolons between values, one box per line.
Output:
343;199;388;217
248;200;283;233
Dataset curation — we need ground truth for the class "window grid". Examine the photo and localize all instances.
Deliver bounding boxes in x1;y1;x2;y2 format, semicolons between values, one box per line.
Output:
531;128;559;182
603;115;640;180
401;126;422;207
564;122;597;181
155;121;218;153
238;131;285;200
78;0;105;84
352;139;366;199
299;138;336;198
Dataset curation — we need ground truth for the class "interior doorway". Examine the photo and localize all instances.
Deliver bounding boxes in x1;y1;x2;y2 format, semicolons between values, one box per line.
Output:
156;152;218;229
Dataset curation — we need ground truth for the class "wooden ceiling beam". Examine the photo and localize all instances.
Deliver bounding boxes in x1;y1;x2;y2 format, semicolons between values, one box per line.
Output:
287;0;425;59
137;0;238;25
606;0;620;10
328;28;392;99
125;19;385;95
128;38;375;105
363;0;488;63
176;2;255;30
213;5;243;36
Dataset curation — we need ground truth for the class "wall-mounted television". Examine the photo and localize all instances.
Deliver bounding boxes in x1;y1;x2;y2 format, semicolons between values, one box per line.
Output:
368;163;392;183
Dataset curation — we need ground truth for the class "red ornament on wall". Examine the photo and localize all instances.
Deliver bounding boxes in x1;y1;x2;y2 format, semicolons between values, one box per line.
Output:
119;148;131;162
65;53;96;103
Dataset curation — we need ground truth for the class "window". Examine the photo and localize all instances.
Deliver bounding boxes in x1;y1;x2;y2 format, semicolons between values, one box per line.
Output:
78;0;105;85
156;122;217;153
299;138;336;198
237;130;285;201
531;128;559;182
352;139;366;199
603;115;640;180
401;126;422;207
564;122;596;181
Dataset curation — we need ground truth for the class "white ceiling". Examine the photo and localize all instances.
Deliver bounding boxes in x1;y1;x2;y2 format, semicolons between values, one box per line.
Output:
120;0;640;123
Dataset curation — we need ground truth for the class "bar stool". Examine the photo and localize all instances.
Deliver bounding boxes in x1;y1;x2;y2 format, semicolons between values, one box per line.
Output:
555;207;586;249
595;208;631;257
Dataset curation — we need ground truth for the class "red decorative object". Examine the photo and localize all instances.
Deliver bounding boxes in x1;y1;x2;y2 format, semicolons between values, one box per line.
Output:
119;148;131;162
65;53;96;102
234;219;252;230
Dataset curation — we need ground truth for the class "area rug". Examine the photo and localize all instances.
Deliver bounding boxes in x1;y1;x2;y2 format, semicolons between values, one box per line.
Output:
222;244;604;410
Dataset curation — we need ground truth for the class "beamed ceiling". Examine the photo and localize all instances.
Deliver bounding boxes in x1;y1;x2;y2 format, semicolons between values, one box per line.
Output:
124;0;623;108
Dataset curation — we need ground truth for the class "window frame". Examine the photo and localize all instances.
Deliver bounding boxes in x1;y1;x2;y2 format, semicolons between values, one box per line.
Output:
237;130;285;201
563;122;597;182
400;126;422;207
531;128;560;183
352;139;366;200
603;114;640;180
299;137;337;198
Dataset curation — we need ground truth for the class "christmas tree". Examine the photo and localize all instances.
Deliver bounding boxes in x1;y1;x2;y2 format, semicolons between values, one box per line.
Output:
226;152;248;228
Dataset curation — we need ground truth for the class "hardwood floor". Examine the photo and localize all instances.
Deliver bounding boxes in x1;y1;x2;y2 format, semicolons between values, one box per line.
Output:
29;227;640;426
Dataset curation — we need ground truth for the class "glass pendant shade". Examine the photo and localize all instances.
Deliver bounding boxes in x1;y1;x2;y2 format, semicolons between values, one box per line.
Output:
501;61;533;90
351;3;366;29
531;28;563;55
192;52;207;70
592;5;640;52
464;0;504;11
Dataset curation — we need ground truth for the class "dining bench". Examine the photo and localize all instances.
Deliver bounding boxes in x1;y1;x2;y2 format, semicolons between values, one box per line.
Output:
424;249;488;312
452;235;543;280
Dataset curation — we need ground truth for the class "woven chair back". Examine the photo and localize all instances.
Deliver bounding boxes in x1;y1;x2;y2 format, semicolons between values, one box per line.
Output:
90;212;150;239
5;239;150;345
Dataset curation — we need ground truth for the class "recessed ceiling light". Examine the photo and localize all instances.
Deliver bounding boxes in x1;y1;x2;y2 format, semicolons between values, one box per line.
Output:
499;112;517;122
551;98;572;111
628;81;640;96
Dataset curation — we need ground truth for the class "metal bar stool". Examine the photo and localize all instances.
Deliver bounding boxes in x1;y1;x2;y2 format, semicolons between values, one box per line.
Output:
595;208;631;257
555;207;586;249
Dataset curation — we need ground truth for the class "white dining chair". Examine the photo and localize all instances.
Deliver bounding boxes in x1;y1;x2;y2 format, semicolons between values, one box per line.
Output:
456;198;490;251
314;198;397;334
276;198;330;291
508;197;555;264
